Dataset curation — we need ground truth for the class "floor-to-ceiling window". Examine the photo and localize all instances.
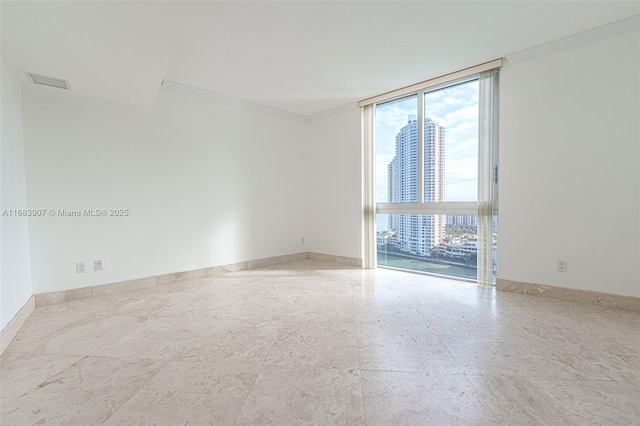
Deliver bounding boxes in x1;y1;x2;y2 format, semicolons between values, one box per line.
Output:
362;62;500;284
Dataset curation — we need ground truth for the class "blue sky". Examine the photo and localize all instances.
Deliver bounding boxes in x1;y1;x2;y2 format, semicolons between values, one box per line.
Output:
375;80;479;231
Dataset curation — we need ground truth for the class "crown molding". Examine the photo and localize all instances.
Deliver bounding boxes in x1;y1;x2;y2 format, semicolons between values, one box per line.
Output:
306;102;359;123
506;14;639;64
161;80;361;123
160;80;308;122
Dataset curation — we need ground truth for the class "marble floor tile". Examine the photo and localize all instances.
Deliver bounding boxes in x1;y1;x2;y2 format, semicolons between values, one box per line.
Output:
401;280;475;301
191;276;297;298
0;356;164;425
467;375;572;424
294;281;355;298
434;325;524;345
92;316;204;360
0;351;85;399
469;375;640;425
202;274;264;291
6;312;142;357
357;323;462;373
286;296;356;323
2;259;639;425
445;340;583;379
457;287;552;316
353;297;429;325
483;303;559;324
108;292;193;317
153;276;218;293
523;331;640;381
362;370;499;425
3;311;87;354
534;297;640;328
553;379;640;424
422;306;501;331
34;293;127;316
234;365;365;425
178;319;281;365
264;322;359;369
104;361;260;425
153;292;240;319
507;315;592;344
219;294;298;321
351;278;411;299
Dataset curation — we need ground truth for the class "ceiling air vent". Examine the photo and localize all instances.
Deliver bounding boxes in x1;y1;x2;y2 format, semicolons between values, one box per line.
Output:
27;73;70;90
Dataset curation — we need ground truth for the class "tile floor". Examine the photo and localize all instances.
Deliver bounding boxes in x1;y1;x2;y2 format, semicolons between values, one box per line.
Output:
1;259;639;425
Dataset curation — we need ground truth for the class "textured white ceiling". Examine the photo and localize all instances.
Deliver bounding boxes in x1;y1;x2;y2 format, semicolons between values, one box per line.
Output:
2;1;638;116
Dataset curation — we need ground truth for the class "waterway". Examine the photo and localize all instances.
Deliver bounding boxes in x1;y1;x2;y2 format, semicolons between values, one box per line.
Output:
377;251;477;280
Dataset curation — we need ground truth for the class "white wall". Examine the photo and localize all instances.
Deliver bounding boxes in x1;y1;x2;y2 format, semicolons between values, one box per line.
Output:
17;20;639;300
22;85;308;294
1;59;33;329
307;107;362;259
499;25;640;297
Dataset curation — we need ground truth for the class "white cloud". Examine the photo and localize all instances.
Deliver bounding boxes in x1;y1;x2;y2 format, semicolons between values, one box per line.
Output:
447;157;477;181
442;104;478;128
447;136;478;157
445;157;477;201
376;100;416;132
445;120;478;147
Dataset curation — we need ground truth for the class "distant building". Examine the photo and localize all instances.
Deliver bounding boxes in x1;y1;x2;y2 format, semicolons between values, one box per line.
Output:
442;239;478;257
446;215;478;229
388;115;445;255
376;231;394;247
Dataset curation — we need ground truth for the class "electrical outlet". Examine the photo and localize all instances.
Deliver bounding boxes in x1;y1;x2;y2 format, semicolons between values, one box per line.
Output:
301;237;305;244
93;260;103;271
76;261;86;273
557;260;568;273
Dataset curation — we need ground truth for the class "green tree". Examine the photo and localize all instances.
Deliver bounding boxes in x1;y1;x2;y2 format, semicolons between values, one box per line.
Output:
431;247;441;261
464;253;477;266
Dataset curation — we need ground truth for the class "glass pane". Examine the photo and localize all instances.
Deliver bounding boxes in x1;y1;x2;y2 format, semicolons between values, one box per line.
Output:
377;213;478;280
375;95;418;203
424;80;479;202
492;214;498;283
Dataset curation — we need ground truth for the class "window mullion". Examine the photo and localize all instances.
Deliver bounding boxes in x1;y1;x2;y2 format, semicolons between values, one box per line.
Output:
362;105;376;269
417;91;425;204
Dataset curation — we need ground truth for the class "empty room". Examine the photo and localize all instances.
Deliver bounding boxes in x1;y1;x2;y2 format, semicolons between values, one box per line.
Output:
1;1;639;425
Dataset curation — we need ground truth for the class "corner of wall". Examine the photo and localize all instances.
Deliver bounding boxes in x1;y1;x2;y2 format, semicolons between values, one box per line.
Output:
0;295;35;355
1;58;35;333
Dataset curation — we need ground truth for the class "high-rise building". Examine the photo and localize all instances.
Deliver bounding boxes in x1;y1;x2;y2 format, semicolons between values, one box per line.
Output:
388;115;445;255
446;214;478;229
